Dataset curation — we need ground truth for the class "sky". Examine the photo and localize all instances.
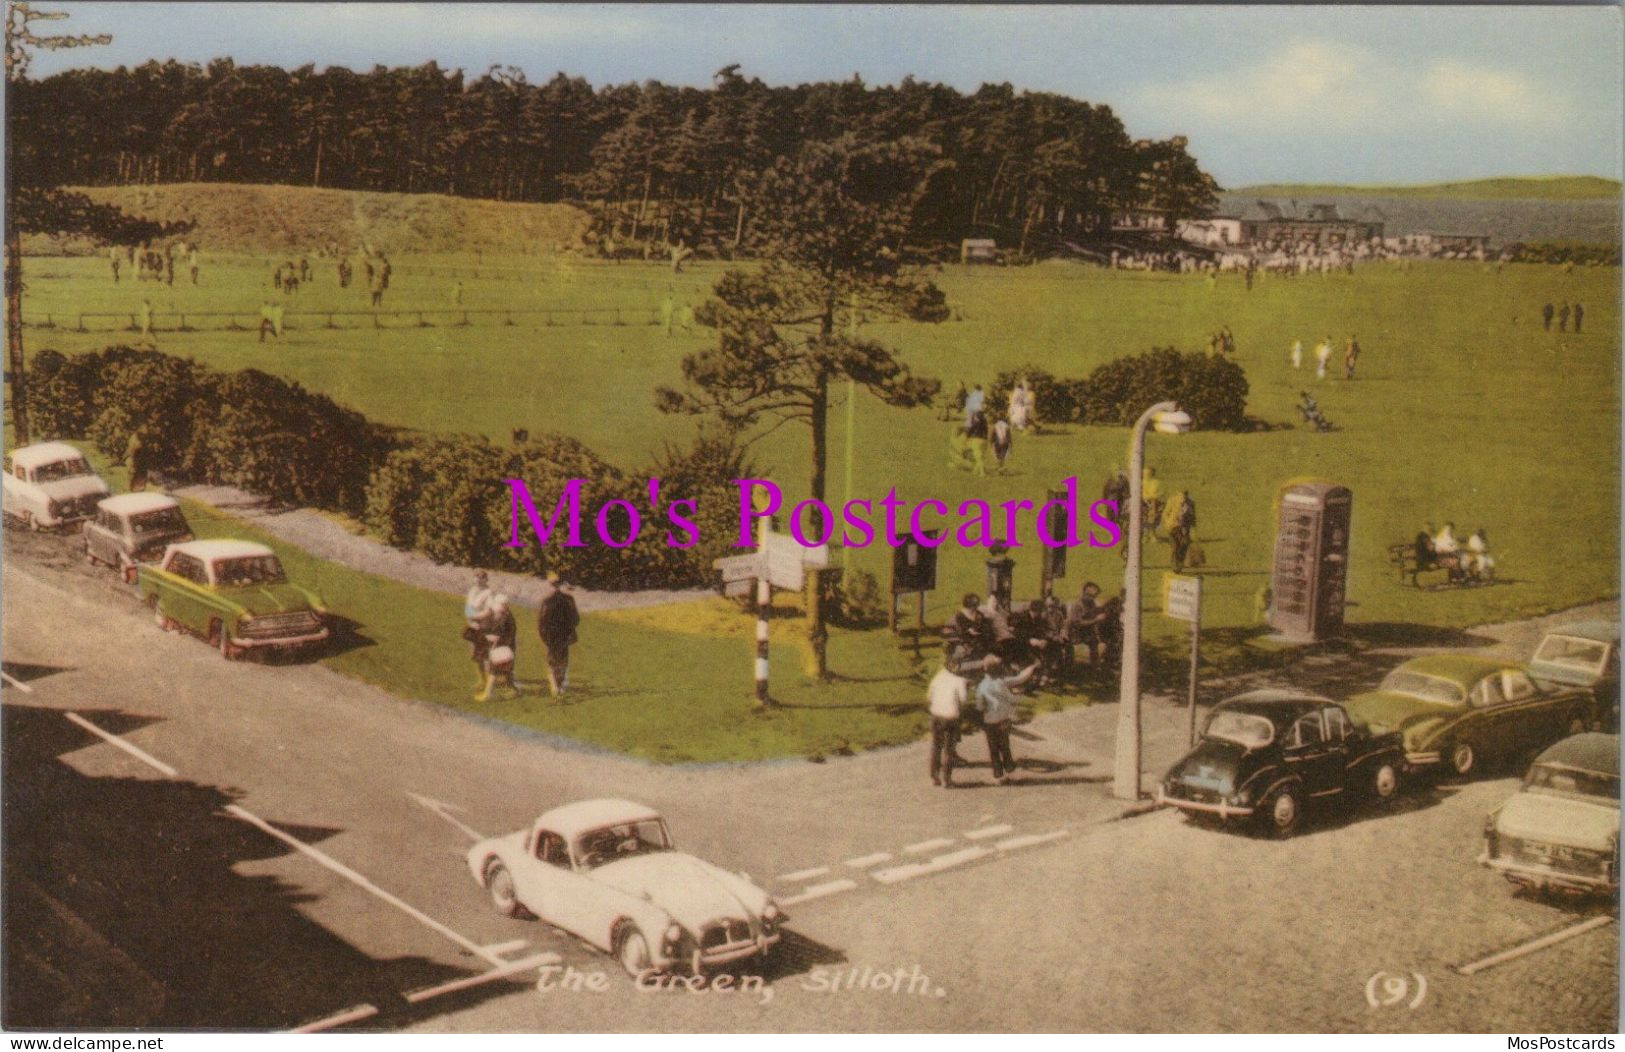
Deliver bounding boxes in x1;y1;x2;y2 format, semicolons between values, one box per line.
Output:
29;3;1625;188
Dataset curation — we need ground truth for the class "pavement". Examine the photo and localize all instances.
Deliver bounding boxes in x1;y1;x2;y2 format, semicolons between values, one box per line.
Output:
2;527;1617;1032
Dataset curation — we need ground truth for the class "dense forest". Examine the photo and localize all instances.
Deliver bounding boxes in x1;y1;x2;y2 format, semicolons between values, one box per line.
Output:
11;60;1219;253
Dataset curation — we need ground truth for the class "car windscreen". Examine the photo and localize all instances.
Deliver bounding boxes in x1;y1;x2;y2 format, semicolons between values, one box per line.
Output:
1204;710;1274;749
212;555;288;586
1533;636;1610;675
1377;670;1467;705
1525;763;1621;801
32;457;92;483
129;508;188;536
574;819;672;868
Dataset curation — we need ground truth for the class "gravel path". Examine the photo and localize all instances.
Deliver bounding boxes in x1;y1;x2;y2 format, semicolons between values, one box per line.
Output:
172;484;708;612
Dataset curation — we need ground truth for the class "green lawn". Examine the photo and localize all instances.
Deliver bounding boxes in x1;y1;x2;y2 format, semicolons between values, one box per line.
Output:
24;254;1620;761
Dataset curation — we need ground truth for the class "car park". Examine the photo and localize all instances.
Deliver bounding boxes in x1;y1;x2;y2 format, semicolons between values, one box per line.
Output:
1342;655;1597;778
1529;622;1620;731
2;441;111;530
1481;733;1619;896
83;492;194;584
138;539;328;659
467;798;784;977
1157;690;1406;837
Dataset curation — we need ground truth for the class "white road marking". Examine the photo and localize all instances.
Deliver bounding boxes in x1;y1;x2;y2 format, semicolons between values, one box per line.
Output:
64;712;178;778
964;823;1014;840
778;866;830;883
1455;914;1615;976
780;878;858;906
404;951;561;1004
406;791;487;841
2;671;35;693
844;852;892;869
285;1003;380;1033
223;803;505;967
481;938;530;956
903;837;956;855
995;830;1070;852
873;846;992;885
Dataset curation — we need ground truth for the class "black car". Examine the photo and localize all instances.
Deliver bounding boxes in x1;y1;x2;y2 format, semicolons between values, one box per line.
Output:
1157;690;1406;836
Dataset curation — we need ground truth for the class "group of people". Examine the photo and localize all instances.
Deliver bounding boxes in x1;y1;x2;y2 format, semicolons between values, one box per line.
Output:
928;580;1126;787
1099;467;1201;571
1288;334;1360;380
110;242;199;286
462;569;581;701
1412;522;1495;585
946;379;1038;476
1540;301;1585;334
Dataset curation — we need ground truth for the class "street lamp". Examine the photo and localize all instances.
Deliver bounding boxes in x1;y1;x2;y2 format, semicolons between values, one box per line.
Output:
1113;402;1193;801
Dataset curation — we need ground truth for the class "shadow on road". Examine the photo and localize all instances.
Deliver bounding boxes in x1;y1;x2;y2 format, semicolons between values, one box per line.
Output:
1;661;74;687
3;702;509;1030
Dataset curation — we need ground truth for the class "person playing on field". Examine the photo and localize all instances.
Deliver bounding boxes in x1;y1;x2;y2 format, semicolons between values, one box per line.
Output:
1290;338;1303;369
258;300;279;343
1574;302;1585;334
1558;301;1571;333
188;247;199;286
990;416;1013;473
1542;302;1554;331
109;247;121;283
1343;334;1361;379
1314;335;1333;379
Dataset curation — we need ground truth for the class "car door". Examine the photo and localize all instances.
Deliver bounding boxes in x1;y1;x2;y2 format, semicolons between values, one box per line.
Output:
1319;704;1358;789
512;830;585;931
1503;667;1573;749
1282;709;1340;797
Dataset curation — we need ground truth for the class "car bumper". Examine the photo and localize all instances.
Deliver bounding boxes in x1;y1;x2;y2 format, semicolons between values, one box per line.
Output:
685;931;781;972
1404;750;1440;768
1155;787;1253;818
1478;852;1618;894
232;627;330;650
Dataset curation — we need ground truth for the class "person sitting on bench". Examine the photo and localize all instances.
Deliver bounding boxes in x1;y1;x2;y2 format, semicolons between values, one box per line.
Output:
1413;527;1437;574
1434;522;1464;582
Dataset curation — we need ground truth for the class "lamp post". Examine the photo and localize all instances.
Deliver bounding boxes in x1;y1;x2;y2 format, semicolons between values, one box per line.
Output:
1113;401;1193;801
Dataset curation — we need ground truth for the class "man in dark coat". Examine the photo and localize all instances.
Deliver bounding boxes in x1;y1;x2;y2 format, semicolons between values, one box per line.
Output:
1542;302;1554;331
537;573;580;697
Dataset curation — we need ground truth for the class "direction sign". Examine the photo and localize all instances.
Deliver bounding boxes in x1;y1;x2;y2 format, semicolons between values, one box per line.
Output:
762;532;807;590
1164;573;1202;623
714;553;764;584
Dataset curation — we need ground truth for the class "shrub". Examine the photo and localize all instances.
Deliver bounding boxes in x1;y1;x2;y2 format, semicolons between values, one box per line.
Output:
989;366;1076;424
26;349;102;439
825;568;888;628
1074;347;1250;432
85;351;203;471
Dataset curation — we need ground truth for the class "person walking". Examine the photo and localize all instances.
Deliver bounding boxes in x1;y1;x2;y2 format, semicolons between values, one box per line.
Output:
188;248;199;286
1314;335;1332;380
1166;490;1197;572
1542;302;1554;331
463;570;494;688
1343;334;1361;380
990;416;1012;473
258;301;279;343
537;572;580;697
964;411;989;477
109;247;121;284
475;594;519;701
975;655;1038;784
1558;302;1571;333
963;384;985;429
927;651;969;787
124;430;149;492
1574;303;1584;334
1290;339;1303;369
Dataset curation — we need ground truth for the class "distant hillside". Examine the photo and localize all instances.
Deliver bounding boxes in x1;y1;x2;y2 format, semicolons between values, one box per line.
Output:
25;183;592;256
1232;176;1621;201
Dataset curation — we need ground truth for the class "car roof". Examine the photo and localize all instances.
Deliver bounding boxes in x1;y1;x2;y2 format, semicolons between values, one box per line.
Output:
1215;690;1333;725
536;798;663;838
169;539;275;562
10;442;89;468
1390;653;1511;686
99;492;180;515
1543;622;1621;646
1534;733;1620;777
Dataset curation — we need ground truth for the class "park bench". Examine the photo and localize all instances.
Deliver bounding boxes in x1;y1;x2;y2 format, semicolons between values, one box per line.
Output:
1387;542;1488;589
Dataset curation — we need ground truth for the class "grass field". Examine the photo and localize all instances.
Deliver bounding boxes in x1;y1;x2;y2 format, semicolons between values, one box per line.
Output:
20;248;1621;760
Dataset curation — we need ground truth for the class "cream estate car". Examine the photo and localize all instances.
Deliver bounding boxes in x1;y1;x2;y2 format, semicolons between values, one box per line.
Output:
83;492;194;584
2;442;111;529
467;798;784;978
1481;733;1619;896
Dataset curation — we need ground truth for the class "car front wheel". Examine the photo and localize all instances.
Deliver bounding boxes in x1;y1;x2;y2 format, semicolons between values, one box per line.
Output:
617;928;652;979
484;859;525;918
1448;741;1475;777
1262;785;1302;837
1370;761;1400;804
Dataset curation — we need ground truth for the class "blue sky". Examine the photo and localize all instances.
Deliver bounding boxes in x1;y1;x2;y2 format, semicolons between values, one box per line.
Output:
34;3;1625;187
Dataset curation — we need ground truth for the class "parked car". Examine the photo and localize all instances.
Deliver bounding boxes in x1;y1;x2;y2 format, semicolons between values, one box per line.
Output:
1481;733;1619;896
1529;622;1620;731
467;798;784;977
1343;655;1596;778
2;441;110;530
1157;690;1405;837
138;539;328;659
83;492;194;584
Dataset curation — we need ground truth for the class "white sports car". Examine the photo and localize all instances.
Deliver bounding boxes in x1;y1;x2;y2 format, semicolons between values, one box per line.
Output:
466;798;784;977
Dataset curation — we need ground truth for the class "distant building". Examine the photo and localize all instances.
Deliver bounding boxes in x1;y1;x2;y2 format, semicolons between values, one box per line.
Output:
1177;217;1244;246
1112;208;1171;233
960;238;998;264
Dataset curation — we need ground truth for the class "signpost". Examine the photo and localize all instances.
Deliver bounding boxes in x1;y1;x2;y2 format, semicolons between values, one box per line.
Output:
1039;489;1068;599
890;531;940;655
1164;572;1203;746
713;519;831;703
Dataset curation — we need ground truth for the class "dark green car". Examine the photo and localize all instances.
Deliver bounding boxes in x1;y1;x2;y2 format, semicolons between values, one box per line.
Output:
138;539;329;660
1343;654;1597;778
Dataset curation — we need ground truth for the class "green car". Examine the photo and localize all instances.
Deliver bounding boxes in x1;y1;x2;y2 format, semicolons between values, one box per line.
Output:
138;539;329;660
1343;654;1597;778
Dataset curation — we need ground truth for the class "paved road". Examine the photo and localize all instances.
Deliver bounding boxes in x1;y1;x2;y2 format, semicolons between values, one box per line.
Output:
3;533;1616;1032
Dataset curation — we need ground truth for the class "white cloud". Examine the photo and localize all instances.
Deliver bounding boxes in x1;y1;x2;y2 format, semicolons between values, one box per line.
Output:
1134;37;1570;134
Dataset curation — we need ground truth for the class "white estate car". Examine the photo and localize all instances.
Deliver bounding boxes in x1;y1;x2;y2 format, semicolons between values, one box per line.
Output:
2;442;111;529
84;492;194;583
1481;733;1620;896
467;798;784;977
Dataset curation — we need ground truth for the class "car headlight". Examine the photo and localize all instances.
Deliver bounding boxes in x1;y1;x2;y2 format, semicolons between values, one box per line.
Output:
762;903;782;930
